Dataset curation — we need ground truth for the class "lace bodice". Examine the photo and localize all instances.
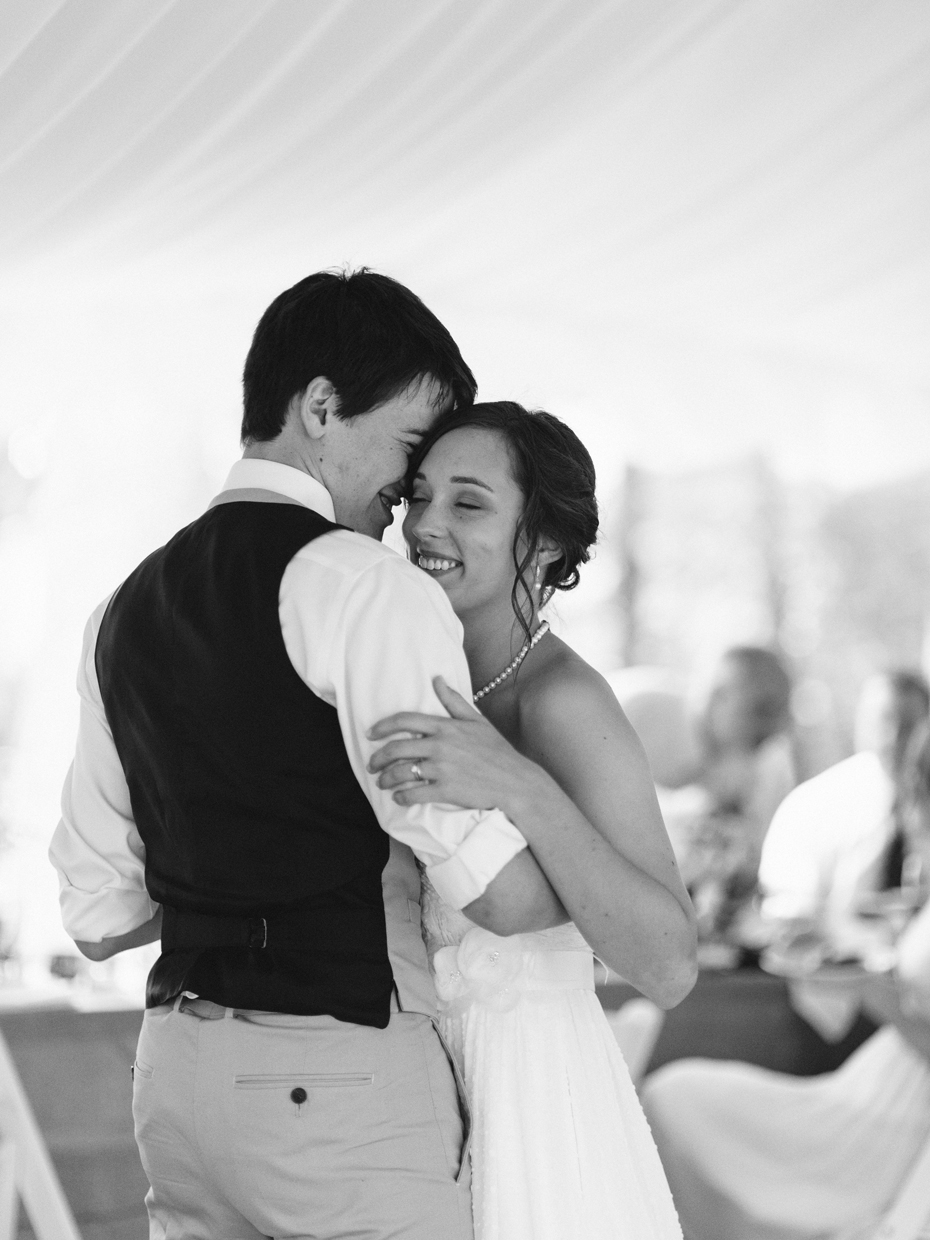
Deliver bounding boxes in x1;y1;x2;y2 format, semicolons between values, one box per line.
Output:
420;867;590;957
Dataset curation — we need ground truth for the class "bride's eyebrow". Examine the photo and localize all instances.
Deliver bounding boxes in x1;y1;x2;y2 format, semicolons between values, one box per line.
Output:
450;475;493;491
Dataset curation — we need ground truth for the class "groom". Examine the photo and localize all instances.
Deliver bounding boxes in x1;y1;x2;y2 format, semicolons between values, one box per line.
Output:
50;269;560;1239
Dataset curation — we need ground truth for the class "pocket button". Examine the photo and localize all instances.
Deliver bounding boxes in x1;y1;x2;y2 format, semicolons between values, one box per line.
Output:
290;1087;308;1104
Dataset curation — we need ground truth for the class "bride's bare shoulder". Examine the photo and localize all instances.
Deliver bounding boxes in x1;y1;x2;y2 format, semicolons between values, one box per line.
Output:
517;637;636;748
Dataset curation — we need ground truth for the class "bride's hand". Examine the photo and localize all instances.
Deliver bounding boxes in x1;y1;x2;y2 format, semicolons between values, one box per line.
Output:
367;677;548;812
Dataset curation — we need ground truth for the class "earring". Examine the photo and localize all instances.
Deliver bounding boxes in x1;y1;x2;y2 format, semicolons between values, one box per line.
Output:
534;562;542;588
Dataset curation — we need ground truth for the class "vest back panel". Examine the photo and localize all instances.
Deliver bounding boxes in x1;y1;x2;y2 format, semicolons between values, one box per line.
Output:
96;501;394;1023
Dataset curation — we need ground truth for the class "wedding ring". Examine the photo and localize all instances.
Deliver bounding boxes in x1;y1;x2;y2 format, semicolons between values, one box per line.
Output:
410;762;424;783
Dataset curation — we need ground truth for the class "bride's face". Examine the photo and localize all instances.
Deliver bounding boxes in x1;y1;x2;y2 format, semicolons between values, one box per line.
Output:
403;426;525;619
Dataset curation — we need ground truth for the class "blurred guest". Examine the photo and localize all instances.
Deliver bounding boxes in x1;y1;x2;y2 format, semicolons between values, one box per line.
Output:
668;647;795;949
640;722;930;1240
760;670;930;941
696;646;795;845
900;720;930;899
607;666;701;791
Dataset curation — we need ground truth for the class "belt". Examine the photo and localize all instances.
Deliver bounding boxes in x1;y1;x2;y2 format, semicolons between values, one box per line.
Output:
161;905;309;952
176;996;229;1019
174;992;403;1021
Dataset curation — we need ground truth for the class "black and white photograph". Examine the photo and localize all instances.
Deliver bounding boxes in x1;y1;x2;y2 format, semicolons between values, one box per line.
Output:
1;3;929;1238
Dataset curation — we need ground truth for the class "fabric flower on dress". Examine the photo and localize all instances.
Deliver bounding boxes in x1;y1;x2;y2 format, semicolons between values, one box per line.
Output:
432;927;527;1013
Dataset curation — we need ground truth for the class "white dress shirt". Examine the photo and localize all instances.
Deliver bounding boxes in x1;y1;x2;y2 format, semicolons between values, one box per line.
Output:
758;750;894;929
50;458;528;942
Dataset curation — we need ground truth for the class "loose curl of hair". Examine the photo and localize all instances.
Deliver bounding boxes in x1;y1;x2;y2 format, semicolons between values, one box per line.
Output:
405;401;599;642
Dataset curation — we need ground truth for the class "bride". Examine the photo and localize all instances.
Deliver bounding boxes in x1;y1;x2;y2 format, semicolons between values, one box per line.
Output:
368;401;696;1239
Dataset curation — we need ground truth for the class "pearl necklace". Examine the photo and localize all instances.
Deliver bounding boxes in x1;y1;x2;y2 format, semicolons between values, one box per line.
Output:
473;621;550;702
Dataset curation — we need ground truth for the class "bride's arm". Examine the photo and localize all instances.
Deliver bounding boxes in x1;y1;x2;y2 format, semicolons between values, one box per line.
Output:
369;674;697;1008
464;848;569;936
503;668;696;1008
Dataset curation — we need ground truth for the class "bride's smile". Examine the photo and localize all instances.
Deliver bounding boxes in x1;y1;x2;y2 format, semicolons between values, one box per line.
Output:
416;552;463;576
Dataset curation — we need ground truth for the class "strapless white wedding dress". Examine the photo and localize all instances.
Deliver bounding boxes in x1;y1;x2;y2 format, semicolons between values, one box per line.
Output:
421;874;683;1239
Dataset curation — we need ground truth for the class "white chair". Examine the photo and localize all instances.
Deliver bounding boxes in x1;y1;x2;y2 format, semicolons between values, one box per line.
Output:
869;1127;930;1240
604;997;665;1085
0;1027;81;1240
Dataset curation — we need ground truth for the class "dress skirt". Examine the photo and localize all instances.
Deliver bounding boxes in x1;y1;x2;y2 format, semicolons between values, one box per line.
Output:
434;930;682;1240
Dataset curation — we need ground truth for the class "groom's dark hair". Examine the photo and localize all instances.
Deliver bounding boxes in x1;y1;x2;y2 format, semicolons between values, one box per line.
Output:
241;268;476;442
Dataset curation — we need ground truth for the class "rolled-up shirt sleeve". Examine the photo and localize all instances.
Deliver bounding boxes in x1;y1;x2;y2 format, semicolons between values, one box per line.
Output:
282;535;528;909
49;603;158;942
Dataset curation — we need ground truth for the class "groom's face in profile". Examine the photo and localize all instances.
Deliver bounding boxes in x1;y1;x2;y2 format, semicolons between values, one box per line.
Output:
322;376;451;540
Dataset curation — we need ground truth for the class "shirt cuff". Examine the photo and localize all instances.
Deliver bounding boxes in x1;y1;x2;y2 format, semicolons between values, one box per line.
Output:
425;812;528;910
58;885;159;944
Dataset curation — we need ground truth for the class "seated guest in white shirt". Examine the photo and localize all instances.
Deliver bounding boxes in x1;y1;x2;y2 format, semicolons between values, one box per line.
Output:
760;669;930;940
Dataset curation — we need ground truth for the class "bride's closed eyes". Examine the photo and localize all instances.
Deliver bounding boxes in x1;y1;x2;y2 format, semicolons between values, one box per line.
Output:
449;490;489;511
407;490;487;512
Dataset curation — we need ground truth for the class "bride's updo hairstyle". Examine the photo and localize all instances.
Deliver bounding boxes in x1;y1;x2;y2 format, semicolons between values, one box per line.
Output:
406;401;599;639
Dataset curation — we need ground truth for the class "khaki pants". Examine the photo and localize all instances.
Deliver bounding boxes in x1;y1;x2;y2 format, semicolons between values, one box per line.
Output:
133;997;473;1239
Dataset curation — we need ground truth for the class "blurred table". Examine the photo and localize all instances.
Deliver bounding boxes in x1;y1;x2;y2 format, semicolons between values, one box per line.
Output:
597;966;878;1077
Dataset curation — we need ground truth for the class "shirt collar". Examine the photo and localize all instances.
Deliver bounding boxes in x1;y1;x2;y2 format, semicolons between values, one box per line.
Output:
218;459;336;522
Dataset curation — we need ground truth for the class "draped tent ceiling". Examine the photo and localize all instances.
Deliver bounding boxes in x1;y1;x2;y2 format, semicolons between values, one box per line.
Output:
1;0;930;955
2;0;929;486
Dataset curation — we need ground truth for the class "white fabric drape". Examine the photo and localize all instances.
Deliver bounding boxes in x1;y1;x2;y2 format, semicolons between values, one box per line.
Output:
1;1;927;467
1;1;929;959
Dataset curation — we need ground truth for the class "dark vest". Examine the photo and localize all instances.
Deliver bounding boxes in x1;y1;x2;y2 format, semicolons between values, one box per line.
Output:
95;495;433;1027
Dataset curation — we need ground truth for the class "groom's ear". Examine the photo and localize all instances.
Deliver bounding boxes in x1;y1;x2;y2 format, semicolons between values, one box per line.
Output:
294;377;340;440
